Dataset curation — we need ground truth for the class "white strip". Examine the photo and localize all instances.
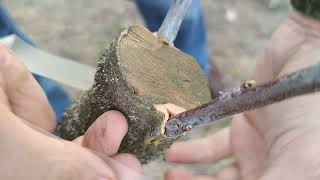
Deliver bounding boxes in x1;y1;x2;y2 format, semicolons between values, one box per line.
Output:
0;35;95;90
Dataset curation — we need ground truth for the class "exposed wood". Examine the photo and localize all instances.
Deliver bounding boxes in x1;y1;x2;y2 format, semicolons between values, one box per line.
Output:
165;63;320;137
58;25;211;163
158;0;192;44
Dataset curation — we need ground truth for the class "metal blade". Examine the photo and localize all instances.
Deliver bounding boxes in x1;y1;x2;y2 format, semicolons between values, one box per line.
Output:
0;35;95;90
158;0;192;44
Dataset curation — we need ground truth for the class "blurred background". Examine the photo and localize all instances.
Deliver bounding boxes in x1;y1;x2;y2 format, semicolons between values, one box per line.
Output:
3;0;292;89
3;0;291;179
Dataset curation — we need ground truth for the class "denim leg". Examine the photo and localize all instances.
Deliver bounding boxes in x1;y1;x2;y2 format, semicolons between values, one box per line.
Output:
135;0;209;73
0;4;33;44
0;3;70;121
33;75;70;121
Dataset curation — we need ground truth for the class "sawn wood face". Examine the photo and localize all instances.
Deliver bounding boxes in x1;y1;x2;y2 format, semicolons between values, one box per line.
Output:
59;25;211;163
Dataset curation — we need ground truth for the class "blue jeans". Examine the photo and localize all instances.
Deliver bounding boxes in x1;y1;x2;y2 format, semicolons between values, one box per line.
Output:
135;0;209;73
0;3;70;121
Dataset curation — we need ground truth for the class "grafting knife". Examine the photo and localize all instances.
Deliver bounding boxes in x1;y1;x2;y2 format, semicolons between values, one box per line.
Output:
0;34;96;90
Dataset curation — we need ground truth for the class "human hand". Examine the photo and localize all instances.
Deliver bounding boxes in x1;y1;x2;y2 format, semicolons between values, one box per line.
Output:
0;45;142;180
165;11;320;180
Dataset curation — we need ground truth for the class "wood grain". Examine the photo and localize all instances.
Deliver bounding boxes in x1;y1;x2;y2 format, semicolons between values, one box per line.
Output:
59;25;210;163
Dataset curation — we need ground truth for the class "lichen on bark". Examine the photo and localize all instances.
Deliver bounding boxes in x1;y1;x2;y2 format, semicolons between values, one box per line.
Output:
58;25;211;163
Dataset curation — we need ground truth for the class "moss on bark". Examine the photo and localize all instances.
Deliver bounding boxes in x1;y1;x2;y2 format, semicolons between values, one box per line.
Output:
58;25;211;163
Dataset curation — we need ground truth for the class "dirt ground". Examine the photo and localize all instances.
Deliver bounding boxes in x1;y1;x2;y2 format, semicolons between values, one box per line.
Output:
4;0;291;85
3;0;291;178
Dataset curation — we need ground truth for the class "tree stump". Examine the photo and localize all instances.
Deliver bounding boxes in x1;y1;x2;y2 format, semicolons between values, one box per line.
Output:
59;25;211;163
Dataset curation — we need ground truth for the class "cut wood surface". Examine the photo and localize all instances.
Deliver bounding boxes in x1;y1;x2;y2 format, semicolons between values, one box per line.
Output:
58;25;211;163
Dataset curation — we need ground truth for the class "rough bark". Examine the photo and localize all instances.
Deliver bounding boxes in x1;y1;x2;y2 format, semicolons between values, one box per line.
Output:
58;25;211;163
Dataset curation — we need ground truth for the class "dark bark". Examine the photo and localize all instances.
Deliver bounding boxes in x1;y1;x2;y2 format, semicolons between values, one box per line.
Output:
165;63;320;137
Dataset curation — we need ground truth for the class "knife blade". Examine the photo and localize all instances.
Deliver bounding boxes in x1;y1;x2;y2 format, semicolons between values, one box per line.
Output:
0;35;95;90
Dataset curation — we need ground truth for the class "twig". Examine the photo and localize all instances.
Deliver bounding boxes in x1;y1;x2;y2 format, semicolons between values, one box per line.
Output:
165;63;320;137
158;0;192;44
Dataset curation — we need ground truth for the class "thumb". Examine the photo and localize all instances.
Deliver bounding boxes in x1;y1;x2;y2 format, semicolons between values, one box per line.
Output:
74;111;142;179
78;110;129;156
0;45;55;131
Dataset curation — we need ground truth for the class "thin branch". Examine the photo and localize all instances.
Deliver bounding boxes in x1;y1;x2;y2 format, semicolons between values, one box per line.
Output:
165;63;320;137
158;0;192;44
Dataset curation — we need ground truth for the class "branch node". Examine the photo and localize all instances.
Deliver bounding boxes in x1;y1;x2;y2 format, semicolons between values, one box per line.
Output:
243;80;256;89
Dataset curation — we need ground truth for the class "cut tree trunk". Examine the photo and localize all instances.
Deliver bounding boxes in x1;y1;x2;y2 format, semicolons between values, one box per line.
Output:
58;25;211;163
